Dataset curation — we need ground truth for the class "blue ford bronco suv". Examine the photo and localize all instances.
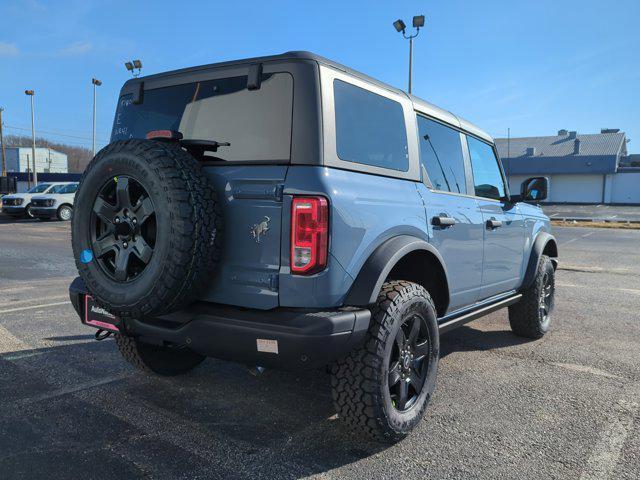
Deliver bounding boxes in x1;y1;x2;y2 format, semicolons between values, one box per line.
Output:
69;51;558;441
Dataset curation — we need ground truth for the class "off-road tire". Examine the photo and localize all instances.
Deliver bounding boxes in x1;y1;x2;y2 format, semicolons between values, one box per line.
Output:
330;280;439;442
71;139;222;319
57;204;72;221
115;334;205;376
509;255;555;339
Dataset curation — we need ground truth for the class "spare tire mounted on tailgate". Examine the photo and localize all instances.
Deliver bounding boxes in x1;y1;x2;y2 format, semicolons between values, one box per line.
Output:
71;139;221;319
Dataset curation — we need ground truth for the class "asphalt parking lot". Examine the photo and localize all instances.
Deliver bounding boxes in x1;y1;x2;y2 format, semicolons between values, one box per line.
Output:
0;218;638;479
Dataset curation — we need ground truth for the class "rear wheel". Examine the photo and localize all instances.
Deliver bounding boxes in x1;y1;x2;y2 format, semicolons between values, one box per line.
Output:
509;255;555;339
115;334;205;376
57;204;72;221
331;281;439;442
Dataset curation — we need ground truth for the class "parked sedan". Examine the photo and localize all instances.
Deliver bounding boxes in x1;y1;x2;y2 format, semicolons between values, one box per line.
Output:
30;182;79;221
1;182;70;218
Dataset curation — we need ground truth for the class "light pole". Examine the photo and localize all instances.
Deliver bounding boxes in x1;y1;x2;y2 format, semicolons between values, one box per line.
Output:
393;15;425;95
92;78;102;156
24;90;37;185
0;107;6;177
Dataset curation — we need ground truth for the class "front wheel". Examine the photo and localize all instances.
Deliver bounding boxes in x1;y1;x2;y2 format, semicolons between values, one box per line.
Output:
509;255;555;339
115;334;206;376
25;204;35;219
331;280;439;442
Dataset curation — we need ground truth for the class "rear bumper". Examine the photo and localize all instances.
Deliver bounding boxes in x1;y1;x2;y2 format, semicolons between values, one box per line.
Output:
69;277;371;370
31;207;57;218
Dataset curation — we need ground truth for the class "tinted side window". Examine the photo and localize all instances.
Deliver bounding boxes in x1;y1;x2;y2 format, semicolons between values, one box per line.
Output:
334;80;408;172
467;136;506;200
417;116;467;194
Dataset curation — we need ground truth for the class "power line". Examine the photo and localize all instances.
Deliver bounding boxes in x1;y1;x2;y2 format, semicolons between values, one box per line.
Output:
4;124;109;144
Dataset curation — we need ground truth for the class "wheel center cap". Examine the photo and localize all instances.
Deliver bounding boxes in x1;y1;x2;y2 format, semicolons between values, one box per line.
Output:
115;220;134;238
402;355;411;371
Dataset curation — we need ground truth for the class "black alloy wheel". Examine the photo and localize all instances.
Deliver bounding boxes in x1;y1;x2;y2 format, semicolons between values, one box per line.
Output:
91;176;156;282
388;312;431;411
539;270;554;328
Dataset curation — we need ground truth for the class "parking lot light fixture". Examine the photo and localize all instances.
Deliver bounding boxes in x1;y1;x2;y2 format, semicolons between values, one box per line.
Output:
24;89;37;185
125;60;143;78
393;15;426;94
393;19;406;33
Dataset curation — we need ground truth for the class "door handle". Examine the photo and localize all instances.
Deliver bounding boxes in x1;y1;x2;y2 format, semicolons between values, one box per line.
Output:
432;215;456;227
486;218;503;229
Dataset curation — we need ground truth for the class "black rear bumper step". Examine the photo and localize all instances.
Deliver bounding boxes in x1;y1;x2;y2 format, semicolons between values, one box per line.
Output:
69;277;371;370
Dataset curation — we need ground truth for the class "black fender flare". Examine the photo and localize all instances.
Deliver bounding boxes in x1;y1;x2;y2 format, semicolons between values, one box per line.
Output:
521;231;559;290
344;235;450;307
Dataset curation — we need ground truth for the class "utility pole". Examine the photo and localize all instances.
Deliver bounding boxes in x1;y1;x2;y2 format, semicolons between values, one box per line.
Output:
0;107;6;177
25;90;37;185
92;78;102;156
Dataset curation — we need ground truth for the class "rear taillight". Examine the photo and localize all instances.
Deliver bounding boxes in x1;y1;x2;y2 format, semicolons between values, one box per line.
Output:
291;196;329;275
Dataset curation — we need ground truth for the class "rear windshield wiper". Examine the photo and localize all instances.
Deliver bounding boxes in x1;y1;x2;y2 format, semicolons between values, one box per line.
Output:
144;130;230;159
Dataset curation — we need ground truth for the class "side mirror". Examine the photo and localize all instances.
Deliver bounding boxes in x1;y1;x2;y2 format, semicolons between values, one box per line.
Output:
520;177;548;202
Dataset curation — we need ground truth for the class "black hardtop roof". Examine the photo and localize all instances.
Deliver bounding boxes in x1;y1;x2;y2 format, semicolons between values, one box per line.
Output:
121;51;493;144
123;50;407;97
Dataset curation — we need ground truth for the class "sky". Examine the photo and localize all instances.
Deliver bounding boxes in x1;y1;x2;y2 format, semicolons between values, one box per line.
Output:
0;0;638;153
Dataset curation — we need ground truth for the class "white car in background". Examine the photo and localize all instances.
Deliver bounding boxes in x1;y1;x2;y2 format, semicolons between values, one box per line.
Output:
1;182;74;219
30;182;79;221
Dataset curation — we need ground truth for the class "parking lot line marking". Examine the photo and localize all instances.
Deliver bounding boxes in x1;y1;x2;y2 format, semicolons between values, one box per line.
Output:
582;232;594;238
0;295;69;309
550;362;622;380
0;324;31;355
562;237;579;245
19;374;129;405
0;300;70;315
579;398;639;480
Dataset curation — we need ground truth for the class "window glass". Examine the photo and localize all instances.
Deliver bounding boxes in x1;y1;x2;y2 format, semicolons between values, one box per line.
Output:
48;184;68;193
334;80;408;171
467;136;506;200
112;73;293;162
59;183;78;194
28;183;51;193
417;116;466;194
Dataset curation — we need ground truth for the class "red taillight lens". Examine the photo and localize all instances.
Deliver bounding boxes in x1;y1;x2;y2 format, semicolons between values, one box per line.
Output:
291;196;329;275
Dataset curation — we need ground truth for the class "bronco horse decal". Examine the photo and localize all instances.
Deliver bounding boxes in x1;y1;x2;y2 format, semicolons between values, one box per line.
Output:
250;216;270;243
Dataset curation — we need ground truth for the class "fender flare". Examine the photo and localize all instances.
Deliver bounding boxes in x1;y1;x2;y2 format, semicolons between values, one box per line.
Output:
521;231;558;290
344;235;450;307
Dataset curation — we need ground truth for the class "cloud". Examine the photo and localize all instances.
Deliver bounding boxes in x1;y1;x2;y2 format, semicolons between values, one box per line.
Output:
55;41;92;57
0;42;19;57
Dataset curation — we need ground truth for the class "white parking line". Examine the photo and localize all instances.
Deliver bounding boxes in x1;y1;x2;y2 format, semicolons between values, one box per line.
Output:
0;300;70;315
0;295;69;309
582;232;594;238
19;374;128;405
579;398;639;480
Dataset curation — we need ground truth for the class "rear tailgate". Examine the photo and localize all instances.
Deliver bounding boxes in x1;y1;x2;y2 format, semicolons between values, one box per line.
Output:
201;165;286;309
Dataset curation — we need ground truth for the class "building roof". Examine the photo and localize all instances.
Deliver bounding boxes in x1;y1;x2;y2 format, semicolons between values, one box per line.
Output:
495;131;627;175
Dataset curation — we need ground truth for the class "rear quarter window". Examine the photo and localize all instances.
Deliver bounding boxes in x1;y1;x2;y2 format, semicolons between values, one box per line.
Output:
333;80;408;172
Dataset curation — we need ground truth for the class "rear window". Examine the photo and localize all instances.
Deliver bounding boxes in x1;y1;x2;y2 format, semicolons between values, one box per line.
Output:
334;80;408;172
112;73;293;162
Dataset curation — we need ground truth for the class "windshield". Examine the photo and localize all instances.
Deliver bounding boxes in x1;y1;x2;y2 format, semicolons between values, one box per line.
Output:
28;183;51;193
58;183;78;194
112;72;293;162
